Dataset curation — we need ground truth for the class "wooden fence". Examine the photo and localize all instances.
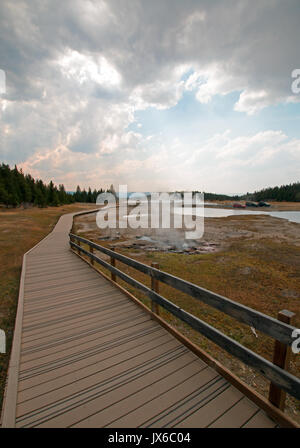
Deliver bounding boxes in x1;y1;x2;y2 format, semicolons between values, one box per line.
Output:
69;233;300;410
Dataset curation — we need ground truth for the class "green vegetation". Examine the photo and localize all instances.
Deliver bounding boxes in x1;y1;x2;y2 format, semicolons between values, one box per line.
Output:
73;185;104;203
0;164;117;208
0;163;75;207
203;192;241;201
253;181;300;202
207;181;300;202
188;181;300;202
73;184;116;203
174;191;241;201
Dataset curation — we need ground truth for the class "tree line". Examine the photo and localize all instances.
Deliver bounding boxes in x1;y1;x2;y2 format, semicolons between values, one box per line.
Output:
0;163;112;208
1;162;299;207
192;182;300;202
0;163;76;207
252;182;300;202
73;186;104;203
202;192;241;201
74;184;116;203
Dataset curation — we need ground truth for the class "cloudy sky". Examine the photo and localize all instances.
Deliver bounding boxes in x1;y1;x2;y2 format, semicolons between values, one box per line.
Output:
0;0;300;194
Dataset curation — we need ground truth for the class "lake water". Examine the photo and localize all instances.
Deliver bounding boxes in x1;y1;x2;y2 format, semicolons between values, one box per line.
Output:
123;207;300;224
175;207;300;224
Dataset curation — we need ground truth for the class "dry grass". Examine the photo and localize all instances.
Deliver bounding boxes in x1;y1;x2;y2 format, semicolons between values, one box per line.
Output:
0;203;97;410
73;213;300;424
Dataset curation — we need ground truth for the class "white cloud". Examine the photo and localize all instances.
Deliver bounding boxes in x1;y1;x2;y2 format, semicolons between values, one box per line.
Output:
57;49;122;88
185;66;244;105
18;129;300;194
234;90;276;115
0;0;300;191
180;130;300;192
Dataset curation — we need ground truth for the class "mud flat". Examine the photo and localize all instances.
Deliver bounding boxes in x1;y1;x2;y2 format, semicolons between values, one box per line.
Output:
74;207;300;253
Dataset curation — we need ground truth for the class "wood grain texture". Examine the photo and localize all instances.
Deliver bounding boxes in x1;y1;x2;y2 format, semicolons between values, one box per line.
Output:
70;233;297;346
70;239;300;403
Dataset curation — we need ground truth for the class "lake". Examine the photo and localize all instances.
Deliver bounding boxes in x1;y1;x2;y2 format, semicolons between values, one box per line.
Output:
175;207;300;224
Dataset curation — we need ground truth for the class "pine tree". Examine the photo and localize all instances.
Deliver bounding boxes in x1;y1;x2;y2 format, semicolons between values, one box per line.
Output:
52;190;59;207
34;186;47;208
87;187;93;203
81;189;88;202
0;184;9;206
0;163;103;207
74;185;82;202
58;184;67;204
48;180;55;205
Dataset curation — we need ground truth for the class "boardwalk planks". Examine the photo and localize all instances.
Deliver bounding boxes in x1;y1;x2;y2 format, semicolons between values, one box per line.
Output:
1;212;297;428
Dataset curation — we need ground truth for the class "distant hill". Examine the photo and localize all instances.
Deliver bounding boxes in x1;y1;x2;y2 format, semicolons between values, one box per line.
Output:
252;182;300;202
197;182;300;202
202;192;241;201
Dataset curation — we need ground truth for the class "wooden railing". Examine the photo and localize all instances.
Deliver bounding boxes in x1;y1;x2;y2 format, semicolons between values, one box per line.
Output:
69;232;300;409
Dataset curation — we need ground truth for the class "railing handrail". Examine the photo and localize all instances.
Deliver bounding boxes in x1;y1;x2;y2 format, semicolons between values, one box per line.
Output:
69;235;300;403
69;233;296;346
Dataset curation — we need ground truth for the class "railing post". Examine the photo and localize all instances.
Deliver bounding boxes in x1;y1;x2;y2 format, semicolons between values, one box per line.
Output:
89;244;94;266
77;239;81;255
268;309;295;410
151;262;159;316
110;248;116;282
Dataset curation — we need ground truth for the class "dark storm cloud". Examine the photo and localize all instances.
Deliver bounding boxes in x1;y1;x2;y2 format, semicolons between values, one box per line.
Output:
0;0;299;190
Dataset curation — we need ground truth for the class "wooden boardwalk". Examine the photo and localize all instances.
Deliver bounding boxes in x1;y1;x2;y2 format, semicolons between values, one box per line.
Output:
1;212;279;428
